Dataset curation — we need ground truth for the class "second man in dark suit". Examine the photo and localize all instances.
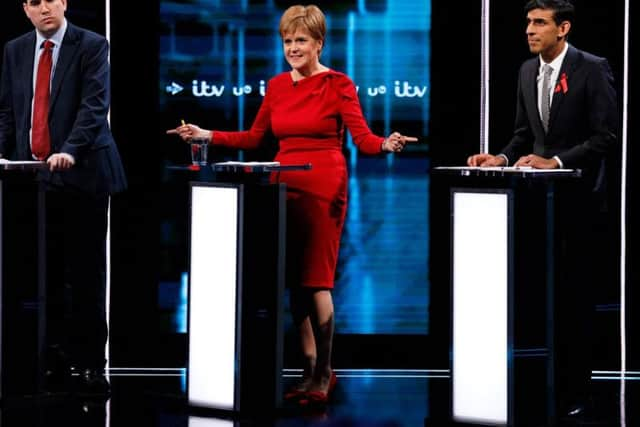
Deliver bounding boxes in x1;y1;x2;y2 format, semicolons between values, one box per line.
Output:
0;0;127;395
467;0;617;420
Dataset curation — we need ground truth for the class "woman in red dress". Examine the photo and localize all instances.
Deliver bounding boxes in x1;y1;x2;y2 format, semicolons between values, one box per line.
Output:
168;4;416;404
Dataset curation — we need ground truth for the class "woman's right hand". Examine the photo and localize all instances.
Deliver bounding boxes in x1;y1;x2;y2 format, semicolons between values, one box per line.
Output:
166;123;211;142
381;132;418;152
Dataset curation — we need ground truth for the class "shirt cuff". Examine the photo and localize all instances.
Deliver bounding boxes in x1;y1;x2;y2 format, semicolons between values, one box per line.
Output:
497;153;509;166
553;155;564;168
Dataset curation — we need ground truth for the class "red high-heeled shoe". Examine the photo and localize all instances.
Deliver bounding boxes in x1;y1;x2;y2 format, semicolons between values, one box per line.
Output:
284;387;306;401
299;371;337;406
329;371;337;391
284;377;312;401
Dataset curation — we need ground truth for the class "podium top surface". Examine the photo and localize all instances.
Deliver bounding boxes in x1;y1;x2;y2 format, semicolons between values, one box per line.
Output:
212;162;312;173
433;166;581;178
0;160;47;171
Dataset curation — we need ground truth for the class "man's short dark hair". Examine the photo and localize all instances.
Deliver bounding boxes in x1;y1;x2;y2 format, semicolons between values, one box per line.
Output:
524;0;575;26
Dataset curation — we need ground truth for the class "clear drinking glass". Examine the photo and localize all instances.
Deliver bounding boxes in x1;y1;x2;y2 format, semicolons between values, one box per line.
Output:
190;138;208;166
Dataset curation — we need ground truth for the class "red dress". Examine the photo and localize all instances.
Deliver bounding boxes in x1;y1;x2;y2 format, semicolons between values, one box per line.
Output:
212;70;383;288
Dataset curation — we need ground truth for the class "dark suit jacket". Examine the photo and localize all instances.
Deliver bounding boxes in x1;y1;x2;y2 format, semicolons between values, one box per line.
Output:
501;45;617;194
0;23;126;195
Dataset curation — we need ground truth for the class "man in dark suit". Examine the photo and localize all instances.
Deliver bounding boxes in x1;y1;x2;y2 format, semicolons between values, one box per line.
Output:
467;0;616;175
467;0;617;420
0;0;126;395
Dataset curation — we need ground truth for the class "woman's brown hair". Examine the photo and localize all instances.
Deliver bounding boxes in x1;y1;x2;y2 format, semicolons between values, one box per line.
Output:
279;4;326;42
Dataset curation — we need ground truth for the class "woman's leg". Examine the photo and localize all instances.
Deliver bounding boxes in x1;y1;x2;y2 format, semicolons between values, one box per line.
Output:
296;317;316;390
289;288;316;392
309;289;335;393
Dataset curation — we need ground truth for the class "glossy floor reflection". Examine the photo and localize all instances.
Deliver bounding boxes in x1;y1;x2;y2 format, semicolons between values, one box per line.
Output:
0;369;637;426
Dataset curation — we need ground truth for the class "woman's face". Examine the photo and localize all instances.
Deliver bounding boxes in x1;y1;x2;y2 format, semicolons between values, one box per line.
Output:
282;29;323;73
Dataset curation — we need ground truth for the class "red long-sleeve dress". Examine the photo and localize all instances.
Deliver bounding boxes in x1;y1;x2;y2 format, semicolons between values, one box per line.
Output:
212;70;383;288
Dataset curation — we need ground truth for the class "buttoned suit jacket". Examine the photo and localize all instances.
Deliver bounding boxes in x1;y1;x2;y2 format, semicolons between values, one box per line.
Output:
0;22;126;195
500;44;617;195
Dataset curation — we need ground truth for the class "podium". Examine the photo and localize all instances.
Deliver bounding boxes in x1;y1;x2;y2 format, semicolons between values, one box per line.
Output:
0;161;48;399
187;163;309;414
432;166;588;426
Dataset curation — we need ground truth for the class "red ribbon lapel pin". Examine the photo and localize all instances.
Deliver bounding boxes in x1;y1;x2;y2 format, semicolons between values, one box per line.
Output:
554;72;568;94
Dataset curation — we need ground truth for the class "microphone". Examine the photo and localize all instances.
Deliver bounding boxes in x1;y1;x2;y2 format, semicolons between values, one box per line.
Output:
292;80;298;87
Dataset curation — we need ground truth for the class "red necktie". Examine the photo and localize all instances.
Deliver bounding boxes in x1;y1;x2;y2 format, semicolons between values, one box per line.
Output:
32;40;54;160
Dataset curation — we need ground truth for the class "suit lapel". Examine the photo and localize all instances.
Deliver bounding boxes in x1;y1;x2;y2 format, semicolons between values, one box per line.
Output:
50;24;79;112
524;58;544;134
548;45;578;132
21;33;38;126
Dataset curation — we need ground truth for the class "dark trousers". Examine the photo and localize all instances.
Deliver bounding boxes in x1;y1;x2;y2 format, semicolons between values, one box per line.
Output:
45;188;109;370
553;189;608;410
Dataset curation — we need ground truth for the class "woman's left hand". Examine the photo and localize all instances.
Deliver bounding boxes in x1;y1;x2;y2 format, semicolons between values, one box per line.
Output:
166;123;211;142
382;132;418;152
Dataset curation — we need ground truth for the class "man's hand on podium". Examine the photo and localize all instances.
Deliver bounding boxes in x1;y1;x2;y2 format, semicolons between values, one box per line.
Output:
47;153;75;171
514;154;559;169
467;153;507;167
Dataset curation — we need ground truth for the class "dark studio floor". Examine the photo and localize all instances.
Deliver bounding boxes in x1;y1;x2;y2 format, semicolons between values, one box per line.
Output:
0;368;637;427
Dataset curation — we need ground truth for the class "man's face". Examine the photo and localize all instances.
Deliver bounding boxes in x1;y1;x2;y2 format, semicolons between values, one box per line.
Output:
525;8;570;60
23;0;67;38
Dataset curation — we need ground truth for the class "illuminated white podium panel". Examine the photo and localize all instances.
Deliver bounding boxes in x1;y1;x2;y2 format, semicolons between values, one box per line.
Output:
452;189;510;425
434;167;584;427
188;181;285;414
